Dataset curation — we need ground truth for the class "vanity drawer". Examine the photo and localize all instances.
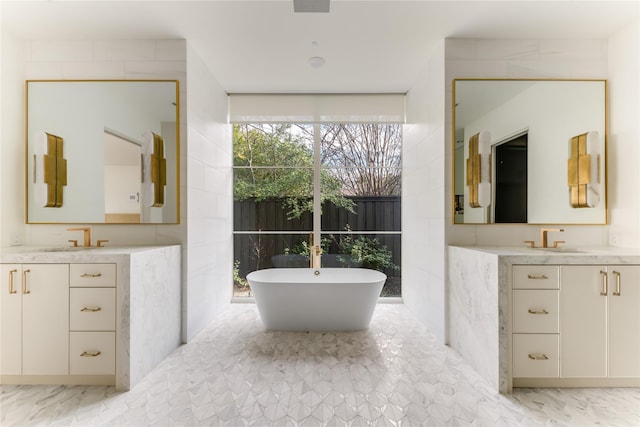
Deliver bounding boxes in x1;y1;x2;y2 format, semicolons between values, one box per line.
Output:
70;288;116;331
513;334;559;378
69;331;115;375
70;264;116;287
512;265;559;289
513;290;559;333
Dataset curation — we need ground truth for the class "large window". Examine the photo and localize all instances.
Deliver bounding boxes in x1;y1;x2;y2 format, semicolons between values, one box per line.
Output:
233;123;401;297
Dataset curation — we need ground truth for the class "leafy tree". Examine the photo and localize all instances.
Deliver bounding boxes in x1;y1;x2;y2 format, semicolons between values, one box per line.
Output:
286;232;398;273
233;123;355;219
335;234;398;272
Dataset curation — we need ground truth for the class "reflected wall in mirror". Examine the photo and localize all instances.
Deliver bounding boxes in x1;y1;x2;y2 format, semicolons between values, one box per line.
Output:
26;80;179;224
453;79;607;225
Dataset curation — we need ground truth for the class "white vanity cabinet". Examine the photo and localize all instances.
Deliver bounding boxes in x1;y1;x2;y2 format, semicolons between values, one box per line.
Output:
0;264;69;375
561;265;640;378
1;245;181;390
447;245;640;394
512;263;640;386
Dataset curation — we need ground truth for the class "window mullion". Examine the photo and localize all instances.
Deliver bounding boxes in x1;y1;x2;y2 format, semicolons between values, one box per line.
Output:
313;123;321;251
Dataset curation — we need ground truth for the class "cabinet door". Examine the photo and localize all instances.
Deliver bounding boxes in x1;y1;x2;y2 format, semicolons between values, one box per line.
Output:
608;266;640;377
560;266;607;377
1;265;22;374
22;264;69;375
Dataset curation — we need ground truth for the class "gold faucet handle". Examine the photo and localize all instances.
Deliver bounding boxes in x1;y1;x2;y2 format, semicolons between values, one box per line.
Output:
524;240;537;248
97;240;109;247
68;240;78;247
551;240;565;248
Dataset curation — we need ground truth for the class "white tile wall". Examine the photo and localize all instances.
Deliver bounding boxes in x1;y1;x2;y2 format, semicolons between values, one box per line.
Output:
403;40;447;343
607;21;640;248
0;37;232;342
15;39;187;248
184;43;232;342
445;38;615;248
403;33;639;345
29;41;93;62
93;40;156;61
0;31;26;248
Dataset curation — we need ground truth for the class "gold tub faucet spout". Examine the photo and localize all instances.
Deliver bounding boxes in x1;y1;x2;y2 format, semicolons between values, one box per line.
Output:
311;245;323;269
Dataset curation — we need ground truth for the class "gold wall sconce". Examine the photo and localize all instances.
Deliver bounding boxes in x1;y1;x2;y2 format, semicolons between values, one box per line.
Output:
141;131;167;207
33;132;67;207
466;131;491;208
568;131;601;208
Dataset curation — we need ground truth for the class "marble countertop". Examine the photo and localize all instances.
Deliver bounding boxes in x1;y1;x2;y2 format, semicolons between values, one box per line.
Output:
449;245;640;264
0;244;181;263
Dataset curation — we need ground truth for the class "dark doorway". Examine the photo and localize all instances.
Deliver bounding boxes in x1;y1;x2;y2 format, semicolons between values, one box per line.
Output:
494;134;527;223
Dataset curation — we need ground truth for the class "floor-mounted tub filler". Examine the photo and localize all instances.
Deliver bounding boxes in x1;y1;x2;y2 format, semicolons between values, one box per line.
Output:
246;268;386;331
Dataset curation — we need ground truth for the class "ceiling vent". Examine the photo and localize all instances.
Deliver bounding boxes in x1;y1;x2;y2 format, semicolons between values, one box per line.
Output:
294;0;330;13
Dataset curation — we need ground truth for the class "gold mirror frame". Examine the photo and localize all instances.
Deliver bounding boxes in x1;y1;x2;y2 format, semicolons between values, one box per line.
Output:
25;80;180;224
452;78;608;225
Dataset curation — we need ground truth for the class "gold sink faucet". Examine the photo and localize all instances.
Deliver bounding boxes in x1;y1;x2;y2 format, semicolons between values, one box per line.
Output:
67;227;92;247
541;228;565;248
525;228;565;248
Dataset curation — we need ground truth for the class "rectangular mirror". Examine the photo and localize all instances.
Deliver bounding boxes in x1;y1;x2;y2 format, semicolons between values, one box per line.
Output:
26;80;180;224
453;79;607;225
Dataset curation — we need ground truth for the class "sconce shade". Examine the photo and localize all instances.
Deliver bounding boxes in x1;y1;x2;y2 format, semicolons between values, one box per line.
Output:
466;131;492;208
33;132;66;207
141;131;167;207
568;131;601;208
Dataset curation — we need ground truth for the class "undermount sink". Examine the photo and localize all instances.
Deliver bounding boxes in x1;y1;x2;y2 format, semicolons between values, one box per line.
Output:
39;246;102;252
533;247;585;254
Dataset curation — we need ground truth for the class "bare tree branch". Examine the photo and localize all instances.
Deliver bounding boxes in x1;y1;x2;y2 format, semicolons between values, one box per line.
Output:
321;124;401;196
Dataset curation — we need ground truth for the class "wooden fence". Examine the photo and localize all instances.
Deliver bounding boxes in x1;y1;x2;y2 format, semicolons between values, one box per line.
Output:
233;196;401;280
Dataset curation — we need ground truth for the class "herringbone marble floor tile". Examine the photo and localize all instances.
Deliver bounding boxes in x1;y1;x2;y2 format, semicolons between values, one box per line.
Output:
1;304;639;426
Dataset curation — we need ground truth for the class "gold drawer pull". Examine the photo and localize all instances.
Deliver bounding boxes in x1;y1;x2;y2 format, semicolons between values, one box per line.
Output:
8;269;18;294
80;306;102;312
80;351;102;357
600;270;608;296
527;274;548;280
527;309;549;315
613;271;621;296
23;269;31;294
80;273;102;278
528;353;549;361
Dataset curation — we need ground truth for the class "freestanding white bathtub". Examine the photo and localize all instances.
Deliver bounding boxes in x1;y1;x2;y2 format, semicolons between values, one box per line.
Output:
246;268;386;331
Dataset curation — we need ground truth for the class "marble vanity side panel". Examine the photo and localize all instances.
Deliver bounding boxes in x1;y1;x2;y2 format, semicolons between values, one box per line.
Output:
116;257;131;390
448;246;500;392
128;245;181;388
498;256;511;393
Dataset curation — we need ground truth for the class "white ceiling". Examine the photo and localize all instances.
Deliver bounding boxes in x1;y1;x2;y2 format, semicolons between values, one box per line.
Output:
2;1;638;93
